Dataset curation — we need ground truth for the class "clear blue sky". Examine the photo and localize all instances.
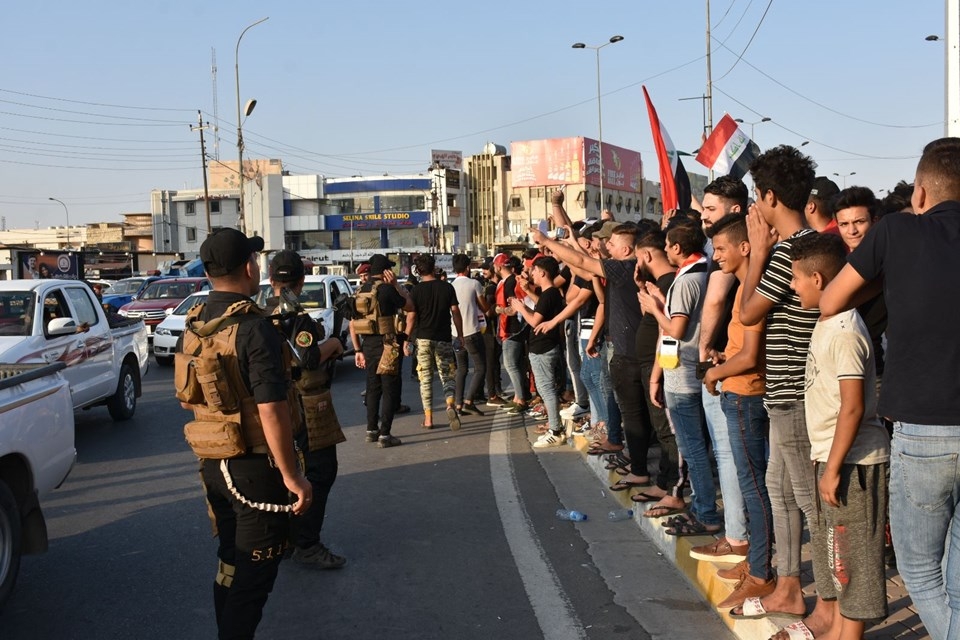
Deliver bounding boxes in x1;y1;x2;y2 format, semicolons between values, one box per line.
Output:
0;0;947;228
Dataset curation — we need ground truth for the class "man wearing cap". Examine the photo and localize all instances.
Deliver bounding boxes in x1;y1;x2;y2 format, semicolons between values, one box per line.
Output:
479;257;505;405
349;253;413;447
180;228;311;638
356;262;371;286
268;250;347;570
806;176;842;235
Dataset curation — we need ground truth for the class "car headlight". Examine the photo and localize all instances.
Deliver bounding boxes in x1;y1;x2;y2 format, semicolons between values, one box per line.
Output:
155;327;171;336
118;309;129;317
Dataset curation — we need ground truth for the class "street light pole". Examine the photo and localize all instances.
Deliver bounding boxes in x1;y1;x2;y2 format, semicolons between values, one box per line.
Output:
734;117;771;142
48;197;70;250
833;171;856;188
235;17;268;234
573;35;624;215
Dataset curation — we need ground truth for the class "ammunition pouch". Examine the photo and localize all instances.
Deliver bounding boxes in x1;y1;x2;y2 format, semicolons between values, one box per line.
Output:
183;420;247;459
300;390;346;451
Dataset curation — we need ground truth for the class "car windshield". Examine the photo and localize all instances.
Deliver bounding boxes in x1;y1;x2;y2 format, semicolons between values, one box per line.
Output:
139;282;195;301
0;292;36;337
172;293;208;315
108;279;145;295
255;282;326;310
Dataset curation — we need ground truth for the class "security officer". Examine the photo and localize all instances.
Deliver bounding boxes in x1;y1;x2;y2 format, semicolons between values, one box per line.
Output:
349;253;413;448
178;228;311;639
267;250;347;569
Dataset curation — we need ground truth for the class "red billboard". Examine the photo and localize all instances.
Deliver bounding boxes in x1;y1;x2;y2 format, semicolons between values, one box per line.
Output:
509;137;643;191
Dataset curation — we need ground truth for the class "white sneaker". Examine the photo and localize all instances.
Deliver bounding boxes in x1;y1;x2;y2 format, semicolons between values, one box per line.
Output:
533;431;566;448
559;404;589;419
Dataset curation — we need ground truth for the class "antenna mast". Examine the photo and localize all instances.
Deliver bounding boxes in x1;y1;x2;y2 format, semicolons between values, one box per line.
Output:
211;48;220;160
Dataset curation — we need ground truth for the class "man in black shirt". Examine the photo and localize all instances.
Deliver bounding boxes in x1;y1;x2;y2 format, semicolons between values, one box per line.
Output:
349;254;413;448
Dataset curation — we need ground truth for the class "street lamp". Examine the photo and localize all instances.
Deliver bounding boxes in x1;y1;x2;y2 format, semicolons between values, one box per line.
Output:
48;197;70;250
235;16;268;234
734;117;771;141
833;171;856;188
572;35;624;213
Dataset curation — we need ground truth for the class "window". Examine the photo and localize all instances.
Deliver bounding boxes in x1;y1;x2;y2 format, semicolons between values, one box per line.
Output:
186;227;197;242
41;291;70;338
184;201;196;216
210;200;221;213
64;287;99;327
379;195;423;212
510;195;522;209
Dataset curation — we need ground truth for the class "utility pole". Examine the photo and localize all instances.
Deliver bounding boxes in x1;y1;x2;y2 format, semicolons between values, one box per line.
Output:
947;0;960;135
705;0;715;180
190;110;213;236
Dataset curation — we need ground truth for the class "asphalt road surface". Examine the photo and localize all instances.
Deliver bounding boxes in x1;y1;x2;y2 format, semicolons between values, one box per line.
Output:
2;355;731;640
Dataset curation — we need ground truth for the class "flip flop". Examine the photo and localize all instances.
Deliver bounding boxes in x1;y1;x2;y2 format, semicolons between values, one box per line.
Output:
609;478;653;492
773;620;816;639
630;492;663;503
728;596;805;621
587;443;623;456
665;517;722;537
643;504;686;518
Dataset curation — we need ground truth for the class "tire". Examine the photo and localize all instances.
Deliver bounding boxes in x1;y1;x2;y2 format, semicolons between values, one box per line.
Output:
0;480;22;610
107;363;137;421
155;356;173;367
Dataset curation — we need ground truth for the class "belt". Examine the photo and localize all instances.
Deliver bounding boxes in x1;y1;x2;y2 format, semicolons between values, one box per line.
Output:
249;445;271;455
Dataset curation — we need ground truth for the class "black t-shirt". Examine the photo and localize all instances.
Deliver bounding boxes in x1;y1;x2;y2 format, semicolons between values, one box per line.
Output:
635;272;676;365
195;290;288;404
409;279;458;342
601;258;643;357
528;287;565;354
501;274;526;340
359;280;405;343
847;204;960;424
856;292;887;376
573;275;599;321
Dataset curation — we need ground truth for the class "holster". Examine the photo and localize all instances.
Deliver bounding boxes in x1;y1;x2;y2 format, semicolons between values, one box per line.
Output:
300;390;347;450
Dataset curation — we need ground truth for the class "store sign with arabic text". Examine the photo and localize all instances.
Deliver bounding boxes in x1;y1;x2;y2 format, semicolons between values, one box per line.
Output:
325;211;430;231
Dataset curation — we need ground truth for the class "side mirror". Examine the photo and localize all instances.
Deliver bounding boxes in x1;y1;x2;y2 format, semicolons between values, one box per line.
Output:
48;317;78;336
165;308;174;316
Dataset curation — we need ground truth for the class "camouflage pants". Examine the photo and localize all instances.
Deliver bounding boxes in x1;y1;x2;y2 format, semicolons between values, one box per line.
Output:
415;339;456;409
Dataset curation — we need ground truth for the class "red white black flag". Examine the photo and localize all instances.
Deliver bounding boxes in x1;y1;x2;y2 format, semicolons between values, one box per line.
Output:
642;86;691;212
695;114;761;180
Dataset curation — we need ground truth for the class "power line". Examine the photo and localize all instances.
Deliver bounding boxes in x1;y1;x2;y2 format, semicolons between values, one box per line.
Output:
0;125;191;143
0;87;194;113
0;110;185;127
0;157;199;171
0;135;193;152
715;0;774;82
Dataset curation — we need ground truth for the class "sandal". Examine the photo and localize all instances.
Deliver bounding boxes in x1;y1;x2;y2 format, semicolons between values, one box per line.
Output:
643;504;687;518
421;422;434;430
630;492;664;504
603;453;630;470
665;517;721;537
609;478;653;492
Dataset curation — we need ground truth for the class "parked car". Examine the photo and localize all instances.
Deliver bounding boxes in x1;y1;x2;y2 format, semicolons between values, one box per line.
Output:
256;274;353;346
0;279;150;420
0;361;75;607
152;290;210;366
100;276;165;313
118;277;210;340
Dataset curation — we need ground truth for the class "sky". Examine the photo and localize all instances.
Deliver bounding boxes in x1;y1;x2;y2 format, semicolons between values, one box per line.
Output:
0;0;948;229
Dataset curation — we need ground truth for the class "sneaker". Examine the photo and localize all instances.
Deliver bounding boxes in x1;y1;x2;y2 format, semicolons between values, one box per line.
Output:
460;403;484;416
533;431;566;448
560;403;590;419
532;411;548;422
377;435;402;448
365;430;380;443
690;537;749;563
572;423;591;436
446;405;461;431
717;559;748;582
485;396;507;407
525;403;545;417
503;403;527;414
293;543;347;570
395;404;411;414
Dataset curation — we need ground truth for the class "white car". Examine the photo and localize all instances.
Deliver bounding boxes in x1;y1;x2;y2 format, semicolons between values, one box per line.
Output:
152;290;210;366
256;275;353;346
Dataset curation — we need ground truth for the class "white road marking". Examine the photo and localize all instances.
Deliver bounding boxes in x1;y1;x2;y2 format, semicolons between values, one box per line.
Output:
489;412;587;640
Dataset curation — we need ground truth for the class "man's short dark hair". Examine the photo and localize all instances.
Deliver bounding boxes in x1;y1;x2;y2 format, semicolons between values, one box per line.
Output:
414;254;435;277
665;219;706;256
879;180;914;216
636;229;667;252
706;212;748;244
452;253;471;275
611;222;639;248
532;255;560;280
749;145;816;213
703;175;749;212
790;232;847;280
832;186;879;220
917;137;960;202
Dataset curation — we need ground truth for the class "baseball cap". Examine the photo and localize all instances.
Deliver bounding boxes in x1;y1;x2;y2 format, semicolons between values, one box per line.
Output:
356;263;370;275
269;249;305;283
199;228;265;277
368;254;396;275
593;220;621;240
492;252;511;268
810;176;840;202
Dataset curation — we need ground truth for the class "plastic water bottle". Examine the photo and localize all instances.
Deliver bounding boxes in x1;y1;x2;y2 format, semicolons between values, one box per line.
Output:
556;509;588;522
608;509;634;521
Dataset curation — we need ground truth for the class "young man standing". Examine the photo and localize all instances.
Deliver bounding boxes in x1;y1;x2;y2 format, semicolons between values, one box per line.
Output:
450;253;488;415
822;138;960;640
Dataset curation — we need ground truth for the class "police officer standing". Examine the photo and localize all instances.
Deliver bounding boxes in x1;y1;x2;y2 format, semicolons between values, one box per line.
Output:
177;228;311;639
267;250;347;569
349;253;413;447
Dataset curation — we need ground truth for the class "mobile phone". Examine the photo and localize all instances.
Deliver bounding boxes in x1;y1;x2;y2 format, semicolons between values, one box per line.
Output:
554;227;568;240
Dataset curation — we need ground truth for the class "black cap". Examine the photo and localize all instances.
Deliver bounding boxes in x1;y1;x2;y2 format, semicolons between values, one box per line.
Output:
810;176;841;202
368;254;395;275
270;249;305;283
199;228;265;277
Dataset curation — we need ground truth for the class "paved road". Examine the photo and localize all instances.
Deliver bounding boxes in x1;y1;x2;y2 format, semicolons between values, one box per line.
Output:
2;356;730;640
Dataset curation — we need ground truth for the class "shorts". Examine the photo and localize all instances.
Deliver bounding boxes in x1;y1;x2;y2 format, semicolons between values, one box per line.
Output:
813;461;889;623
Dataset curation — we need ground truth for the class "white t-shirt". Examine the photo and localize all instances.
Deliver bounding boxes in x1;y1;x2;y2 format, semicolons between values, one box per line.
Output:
451;275;484;337
804;310;890;465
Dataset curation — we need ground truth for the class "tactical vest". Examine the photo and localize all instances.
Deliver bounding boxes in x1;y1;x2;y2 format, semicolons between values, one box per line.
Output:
352;281;396;336
175;299;303;459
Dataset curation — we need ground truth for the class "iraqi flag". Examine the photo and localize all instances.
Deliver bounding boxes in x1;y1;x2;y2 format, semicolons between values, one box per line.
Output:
642;86;691;212
695;114;761;180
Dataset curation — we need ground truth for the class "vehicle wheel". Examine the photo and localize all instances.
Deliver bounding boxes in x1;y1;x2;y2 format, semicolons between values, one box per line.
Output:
0;480;22;610
155;356;173;367
107;363;137;421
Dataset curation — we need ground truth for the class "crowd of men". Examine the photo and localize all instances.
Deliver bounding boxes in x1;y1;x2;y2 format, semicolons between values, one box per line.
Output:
178;137;959;640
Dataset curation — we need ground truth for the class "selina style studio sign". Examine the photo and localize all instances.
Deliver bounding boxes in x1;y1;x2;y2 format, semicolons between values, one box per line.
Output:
325;211;430;231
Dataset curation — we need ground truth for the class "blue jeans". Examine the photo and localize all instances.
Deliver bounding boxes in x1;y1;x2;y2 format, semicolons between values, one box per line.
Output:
565;318;588;407
579;338;609;426
704;387;747;542
665;390;720;526
603;342;624;445
721;391;773;581
528;347;562;433
889;422;960;640
501;338;527;403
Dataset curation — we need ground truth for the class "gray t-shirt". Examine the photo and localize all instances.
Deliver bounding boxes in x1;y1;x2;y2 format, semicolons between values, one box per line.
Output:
804;310;890;465
451;275;484;337
662;261;708;394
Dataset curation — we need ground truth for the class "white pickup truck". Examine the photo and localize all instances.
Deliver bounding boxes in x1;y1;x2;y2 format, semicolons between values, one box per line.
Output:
0;280;150;420
0;361;75;607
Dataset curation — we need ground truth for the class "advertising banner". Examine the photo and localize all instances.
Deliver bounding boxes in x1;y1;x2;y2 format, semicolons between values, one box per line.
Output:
583;137;644;192
16;250;82;280
430;150;463;171
510;137;643;191
324;211;430;231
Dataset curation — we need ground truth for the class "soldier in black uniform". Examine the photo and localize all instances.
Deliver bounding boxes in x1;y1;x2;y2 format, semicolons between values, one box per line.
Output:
349;254;413;447
179;228;311;639
267;250;348;569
